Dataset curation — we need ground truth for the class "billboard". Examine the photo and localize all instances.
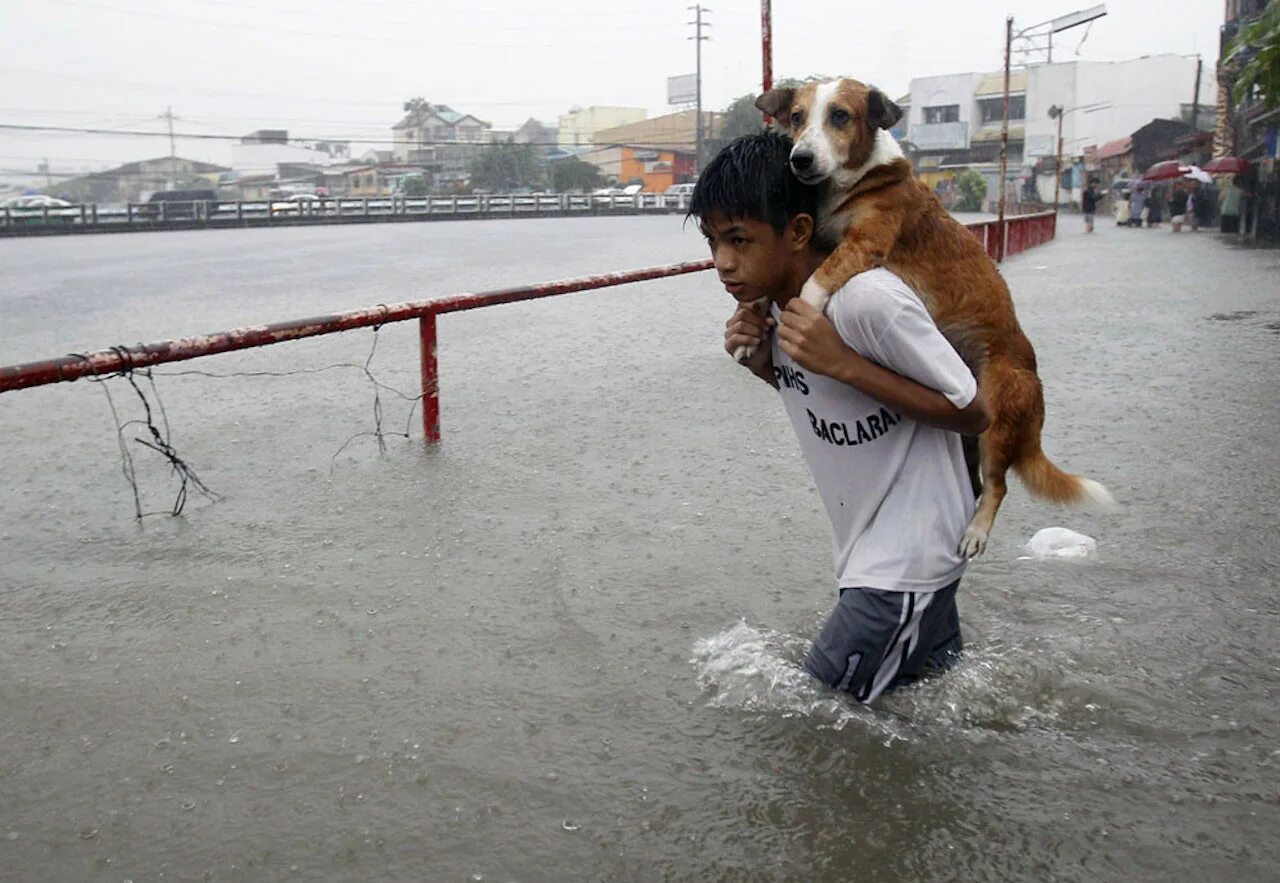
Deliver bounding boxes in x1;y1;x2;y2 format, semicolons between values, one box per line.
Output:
668;74;697;105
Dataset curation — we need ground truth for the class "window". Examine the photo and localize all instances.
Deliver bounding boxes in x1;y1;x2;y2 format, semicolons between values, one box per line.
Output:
978;96;1025;124
923;105;960;124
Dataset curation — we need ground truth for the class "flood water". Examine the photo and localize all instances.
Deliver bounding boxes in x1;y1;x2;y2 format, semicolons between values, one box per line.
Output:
2;216;1278;881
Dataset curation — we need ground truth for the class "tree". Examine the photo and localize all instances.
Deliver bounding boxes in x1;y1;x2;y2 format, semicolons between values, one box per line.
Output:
549;156;604;192
468;140;544;192
1228;3;1280;109
401;175;430;197
403;97;432;115
719;93;767;141
954;170;988;212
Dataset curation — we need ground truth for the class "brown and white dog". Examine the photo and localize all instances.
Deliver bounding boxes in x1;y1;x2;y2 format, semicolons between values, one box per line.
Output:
754;77;1112;557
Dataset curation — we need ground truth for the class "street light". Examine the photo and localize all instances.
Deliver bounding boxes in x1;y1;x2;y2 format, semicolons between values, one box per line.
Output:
1048;101;1111;215
996;5;1107;261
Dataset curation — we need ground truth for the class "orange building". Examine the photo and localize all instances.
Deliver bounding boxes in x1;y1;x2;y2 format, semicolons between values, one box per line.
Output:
591;110;719;190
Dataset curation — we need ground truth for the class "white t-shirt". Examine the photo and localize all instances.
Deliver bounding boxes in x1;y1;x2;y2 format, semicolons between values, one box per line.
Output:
770;268;977;593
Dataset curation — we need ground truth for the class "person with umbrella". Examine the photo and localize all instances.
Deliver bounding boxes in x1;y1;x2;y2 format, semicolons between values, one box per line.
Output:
1219;175;1243;234
1146;184;1164;228
1169;181;1189;233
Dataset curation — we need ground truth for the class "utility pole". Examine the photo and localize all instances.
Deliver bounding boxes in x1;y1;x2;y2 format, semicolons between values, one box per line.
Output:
1191;54;1203;129
761;0;772;95
163;106;177;191
1049;105;1064;215
688;5;711;173
997;15;1012;262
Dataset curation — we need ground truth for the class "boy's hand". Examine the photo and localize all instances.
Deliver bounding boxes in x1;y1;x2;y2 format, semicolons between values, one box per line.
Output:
776;299;853;377
723;304;774;358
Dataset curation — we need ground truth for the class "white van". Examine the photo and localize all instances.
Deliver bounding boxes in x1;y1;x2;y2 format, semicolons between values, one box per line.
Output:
665;182;697;196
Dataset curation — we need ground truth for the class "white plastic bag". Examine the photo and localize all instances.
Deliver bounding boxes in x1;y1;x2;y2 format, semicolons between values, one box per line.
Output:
1022;527;1097;560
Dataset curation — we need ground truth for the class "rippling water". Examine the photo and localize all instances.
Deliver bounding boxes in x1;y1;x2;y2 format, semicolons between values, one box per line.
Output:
1;217;1278;881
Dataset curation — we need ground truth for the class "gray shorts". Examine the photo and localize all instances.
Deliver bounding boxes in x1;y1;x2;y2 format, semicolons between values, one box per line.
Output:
804;580;963;703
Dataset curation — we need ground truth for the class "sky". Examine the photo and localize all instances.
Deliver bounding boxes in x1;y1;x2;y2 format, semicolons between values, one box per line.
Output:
0;0;1226;178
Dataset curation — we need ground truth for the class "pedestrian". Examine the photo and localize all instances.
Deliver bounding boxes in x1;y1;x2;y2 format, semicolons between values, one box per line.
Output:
1081;177;1103;233
1114;188;1131;226
1219;176;1242;234
1169;182;1189;233
1129;185;1147;228
693;132;990;703
1146;185;1164;227
1193;181;1213;231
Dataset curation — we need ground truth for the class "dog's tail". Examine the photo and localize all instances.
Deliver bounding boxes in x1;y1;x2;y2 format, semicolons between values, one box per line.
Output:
1013;447;1115;507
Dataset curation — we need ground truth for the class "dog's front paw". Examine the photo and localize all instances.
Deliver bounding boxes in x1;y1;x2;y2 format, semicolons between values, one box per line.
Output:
799;277;831;310
732;342;757;364
958;525;988;559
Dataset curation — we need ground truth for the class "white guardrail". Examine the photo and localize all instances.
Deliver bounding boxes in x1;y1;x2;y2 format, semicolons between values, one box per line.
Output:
0;192;694;231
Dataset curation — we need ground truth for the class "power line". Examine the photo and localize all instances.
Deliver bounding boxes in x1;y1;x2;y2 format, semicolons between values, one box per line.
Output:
0;122;708;152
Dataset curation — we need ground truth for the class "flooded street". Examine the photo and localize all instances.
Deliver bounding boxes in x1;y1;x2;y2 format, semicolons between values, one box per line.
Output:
2;215;1279;881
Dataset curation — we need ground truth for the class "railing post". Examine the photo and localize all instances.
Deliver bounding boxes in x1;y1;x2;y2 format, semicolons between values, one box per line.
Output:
419;312;440;443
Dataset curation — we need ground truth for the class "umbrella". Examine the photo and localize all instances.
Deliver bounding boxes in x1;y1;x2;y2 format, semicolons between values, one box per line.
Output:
1183;166;1213;184
1144;160;1190;181
1203;156;1251;174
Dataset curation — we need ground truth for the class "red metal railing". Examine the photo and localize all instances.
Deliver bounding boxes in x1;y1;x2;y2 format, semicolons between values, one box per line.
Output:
966;210;1056;261
0;213;1057;443
0;260;713;442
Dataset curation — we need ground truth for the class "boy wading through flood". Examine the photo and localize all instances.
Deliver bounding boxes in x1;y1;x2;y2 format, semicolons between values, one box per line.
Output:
691;133;991;702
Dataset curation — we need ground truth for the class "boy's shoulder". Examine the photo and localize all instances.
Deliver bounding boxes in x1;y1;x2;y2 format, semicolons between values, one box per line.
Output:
828;268;924;327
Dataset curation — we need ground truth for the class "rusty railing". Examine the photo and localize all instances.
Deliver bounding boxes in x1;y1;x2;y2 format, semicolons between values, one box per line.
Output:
0;212;1058;442
0;261;713;442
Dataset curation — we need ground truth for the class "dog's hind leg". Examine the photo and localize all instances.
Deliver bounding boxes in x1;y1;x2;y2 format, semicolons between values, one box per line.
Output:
959;422;1014;559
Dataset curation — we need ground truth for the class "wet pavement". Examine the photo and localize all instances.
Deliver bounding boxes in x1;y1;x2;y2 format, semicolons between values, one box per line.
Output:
1;214;1279;881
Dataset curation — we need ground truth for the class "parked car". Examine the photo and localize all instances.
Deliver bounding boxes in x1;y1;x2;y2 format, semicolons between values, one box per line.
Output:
139;189;218;220
270;193;324;213
664;182;697;196
3;194;74;208
2;194;78;226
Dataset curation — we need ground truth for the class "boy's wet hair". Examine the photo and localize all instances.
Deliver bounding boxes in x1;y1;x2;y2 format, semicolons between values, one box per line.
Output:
688;131;819;234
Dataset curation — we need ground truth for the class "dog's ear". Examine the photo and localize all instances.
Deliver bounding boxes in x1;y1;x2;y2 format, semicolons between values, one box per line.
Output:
867;89;903;131
756;88;795;121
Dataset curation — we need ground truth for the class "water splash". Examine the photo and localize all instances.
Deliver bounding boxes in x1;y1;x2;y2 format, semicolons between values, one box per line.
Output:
690;621;877;733
691;621;1101;739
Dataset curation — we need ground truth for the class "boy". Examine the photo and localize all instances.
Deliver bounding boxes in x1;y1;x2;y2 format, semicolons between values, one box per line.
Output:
690;132;990;702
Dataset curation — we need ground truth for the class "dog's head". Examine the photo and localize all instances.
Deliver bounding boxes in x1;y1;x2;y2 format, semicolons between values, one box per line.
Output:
756;79;902;186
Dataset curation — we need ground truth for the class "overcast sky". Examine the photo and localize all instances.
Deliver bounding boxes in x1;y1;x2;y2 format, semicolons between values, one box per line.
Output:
1;0;1224;176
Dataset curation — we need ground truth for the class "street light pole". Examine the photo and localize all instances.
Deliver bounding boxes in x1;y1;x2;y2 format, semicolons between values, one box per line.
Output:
999;6;1107;260
997;16;1012;262
1049;105;1064;215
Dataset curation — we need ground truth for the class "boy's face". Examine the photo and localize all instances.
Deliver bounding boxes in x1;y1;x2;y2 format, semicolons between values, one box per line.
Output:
699;211;801;305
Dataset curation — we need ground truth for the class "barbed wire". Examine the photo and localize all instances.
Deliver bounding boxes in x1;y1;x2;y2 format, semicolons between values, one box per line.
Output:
71;324;426;520
70;350;221;519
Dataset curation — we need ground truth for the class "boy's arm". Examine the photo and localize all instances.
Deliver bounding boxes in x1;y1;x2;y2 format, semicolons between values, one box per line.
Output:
776;298;990;436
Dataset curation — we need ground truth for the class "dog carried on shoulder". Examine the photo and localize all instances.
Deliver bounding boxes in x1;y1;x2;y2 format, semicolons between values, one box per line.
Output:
745;77;1112;557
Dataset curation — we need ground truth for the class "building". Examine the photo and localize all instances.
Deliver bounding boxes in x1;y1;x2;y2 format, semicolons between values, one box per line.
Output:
54;156;230;203
586;110;720;190
1214;0;1276;240
231;130;339;176
391;103;493;188
506;118;558;147
906;54;1216;208
557;106;647;147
